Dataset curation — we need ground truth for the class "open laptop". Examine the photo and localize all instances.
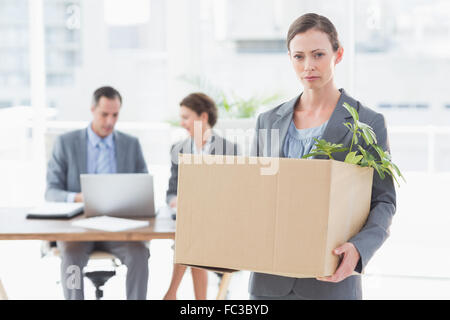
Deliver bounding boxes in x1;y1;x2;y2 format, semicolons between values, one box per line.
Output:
80;173;156;218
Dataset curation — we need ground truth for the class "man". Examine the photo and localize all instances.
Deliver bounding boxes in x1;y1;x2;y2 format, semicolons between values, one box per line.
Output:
46;86;150;300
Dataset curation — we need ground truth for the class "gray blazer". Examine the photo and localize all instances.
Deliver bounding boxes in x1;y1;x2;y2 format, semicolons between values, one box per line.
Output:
46;128;148;202
249;89;396;299
166;132;239;204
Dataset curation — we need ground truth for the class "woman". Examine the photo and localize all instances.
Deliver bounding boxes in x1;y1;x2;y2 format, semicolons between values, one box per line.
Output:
249;13;396;300
163;92;239;300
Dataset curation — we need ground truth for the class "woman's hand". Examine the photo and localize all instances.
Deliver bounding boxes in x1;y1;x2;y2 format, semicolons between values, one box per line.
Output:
316;242;360;283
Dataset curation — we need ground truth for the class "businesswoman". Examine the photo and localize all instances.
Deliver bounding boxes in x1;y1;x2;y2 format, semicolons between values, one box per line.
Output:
163;92;239;300
249;13;396;300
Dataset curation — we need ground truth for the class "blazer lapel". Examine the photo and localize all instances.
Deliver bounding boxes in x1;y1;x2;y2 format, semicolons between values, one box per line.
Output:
77;129;87;174
114;131;126;173
184;138;193;154
274;95;299;157
209;131;227;156
177;138;192;161
321;89;357;145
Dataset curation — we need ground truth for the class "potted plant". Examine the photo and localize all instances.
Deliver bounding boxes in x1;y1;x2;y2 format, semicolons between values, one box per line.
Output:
303;102;405;186
175;74;282;128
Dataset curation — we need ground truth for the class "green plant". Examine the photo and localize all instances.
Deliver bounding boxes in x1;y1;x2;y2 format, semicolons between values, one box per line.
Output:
164;118;181;127
301;139;348;160
178;74;281;119
303;102;405;186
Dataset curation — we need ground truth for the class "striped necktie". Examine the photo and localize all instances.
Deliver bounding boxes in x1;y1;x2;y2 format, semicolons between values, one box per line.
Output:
96;140;110;174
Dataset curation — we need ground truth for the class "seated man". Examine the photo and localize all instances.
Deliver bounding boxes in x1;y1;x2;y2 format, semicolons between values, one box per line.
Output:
45;86;150;300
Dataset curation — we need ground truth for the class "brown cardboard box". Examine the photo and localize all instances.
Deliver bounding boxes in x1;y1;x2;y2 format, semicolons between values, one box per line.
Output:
174;154;373;278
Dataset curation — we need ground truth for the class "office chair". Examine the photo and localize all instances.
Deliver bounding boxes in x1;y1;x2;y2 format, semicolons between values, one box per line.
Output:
215;272;232;300
41;241;121;299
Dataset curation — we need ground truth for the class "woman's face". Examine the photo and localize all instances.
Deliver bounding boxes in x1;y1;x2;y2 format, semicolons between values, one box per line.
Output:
288;28;343;90
179;105;208;137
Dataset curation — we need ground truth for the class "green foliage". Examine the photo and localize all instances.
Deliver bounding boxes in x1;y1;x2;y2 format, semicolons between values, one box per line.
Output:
303;102;405;186
303;139;348;160
165;118;181;127
344;151;363;165
342;102;377;153
178;74;282;119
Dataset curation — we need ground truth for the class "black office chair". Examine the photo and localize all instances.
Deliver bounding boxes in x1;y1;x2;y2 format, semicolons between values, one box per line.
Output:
41;241;121;300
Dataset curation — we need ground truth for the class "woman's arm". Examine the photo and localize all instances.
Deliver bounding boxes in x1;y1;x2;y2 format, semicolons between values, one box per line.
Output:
319;113;396;282
348;113;396;271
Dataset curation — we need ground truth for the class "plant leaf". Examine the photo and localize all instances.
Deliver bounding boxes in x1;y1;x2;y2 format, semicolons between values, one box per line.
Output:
343;102;359;121
303;139;348;160
357;121;377;145
391;162;406;182
371;144;386;160
302;151;328;159
372;162;385;179
343;122;354;133
344;151;363;165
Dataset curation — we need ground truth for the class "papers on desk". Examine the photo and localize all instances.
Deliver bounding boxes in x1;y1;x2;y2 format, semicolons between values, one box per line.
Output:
26;202;84;219
71;216;149;232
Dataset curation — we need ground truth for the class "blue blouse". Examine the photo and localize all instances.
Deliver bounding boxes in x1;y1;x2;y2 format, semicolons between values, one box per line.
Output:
283;119;329;159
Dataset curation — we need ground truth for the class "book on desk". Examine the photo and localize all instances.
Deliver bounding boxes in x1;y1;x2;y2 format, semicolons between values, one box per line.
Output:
26;202;84;219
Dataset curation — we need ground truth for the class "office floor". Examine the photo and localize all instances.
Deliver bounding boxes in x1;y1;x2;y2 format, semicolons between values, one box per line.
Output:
0;239;251;300
1;238;450;300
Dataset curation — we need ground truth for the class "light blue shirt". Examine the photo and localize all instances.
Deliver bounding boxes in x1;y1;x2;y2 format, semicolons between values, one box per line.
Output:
66;124;117;202
283;119;329;159
191;132;214;155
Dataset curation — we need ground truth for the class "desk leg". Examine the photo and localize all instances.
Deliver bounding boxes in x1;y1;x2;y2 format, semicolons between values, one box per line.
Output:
0;278;8;300
216;272;232;300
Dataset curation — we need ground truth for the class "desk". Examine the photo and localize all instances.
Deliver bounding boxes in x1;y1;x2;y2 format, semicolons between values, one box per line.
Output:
0;207;174;299
0;207;232;300
0;207;175;242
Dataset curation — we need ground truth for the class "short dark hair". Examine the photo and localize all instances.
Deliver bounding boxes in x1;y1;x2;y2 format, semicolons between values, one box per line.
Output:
287;13;340;52
92;86;122;107
180;92;218;127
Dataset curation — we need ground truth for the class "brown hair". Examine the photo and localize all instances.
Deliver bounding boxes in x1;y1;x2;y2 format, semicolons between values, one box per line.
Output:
180;92;218;127
92;86;122;107
287;13;340;52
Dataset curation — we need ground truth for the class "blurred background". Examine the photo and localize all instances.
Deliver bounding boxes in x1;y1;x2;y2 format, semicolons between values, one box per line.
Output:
0;0;449;299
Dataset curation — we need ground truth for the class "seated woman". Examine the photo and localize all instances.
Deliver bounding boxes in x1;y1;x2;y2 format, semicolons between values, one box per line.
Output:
163;92;239;300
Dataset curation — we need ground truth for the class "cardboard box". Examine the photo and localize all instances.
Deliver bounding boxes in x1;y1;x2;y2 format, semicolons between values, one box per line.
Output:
175;155;373;278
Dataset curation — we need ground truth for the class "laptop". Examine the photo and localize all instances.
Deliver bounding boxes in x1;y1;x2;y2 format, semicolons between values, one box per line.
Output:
80;173;156;218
